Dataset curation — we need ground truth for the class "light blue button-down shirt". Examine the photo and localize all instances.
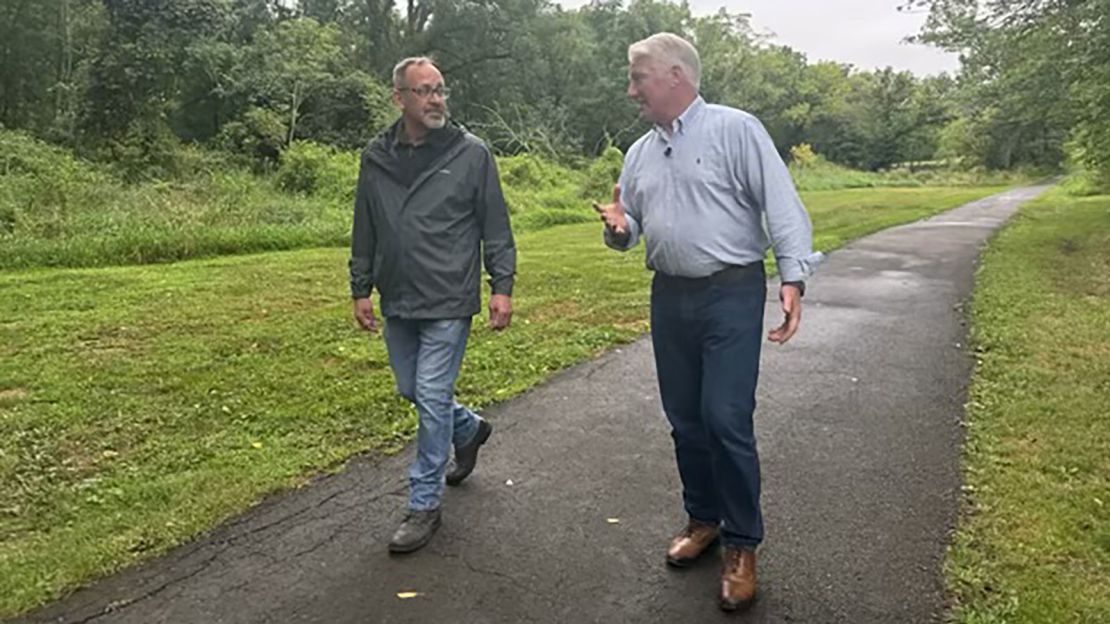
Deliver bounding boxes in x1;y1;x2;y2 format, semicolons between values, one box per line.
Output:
606;96;822;283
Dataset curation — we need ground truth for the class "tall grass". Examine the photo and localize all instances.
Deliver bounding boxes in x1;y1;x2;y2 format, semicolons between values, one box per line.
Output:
788;154;1038;191
0;132;623;270
0;133;350;270
0;131;1030;272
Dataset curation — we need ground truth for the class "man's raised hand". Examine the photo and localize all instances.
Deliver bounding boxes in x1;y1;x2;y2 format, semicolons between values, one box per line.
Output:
592;184;628;234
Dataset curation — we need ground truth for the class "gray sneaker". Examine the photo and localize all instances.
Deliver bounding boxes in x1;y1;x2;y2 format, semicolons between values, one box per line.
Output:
388;508;441;554
446;419;493;486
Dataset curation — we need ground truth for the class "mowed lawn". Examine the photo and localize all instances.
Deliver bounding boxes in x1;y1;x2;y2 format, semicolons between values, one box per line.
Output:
0;186;1004;616
946;189;1110;623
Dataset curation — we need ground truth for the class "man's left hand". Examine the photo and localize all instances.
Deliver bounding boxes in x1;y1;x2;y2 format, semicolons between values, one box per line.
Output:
768;283;802;344
490;294;512;331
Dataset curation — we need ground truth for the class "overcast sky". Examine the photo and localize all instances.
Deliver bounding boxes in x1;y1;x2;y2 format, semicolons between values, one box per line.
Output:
556;0;960;75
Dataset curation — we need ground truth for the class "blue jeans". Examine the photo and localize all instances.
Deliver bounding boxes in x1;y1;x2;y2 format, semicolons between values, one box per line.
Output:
384;317;481;511
650;264;767;549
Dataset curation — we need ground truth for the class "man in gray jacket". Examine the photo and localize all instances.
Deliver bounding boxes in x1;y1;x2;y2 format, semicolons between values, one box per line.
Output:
350;57;516;553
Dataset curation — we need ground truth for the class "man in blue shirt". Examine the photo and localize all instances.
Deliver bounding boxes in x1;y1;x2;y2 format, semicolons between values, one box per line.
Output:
594;32;822;612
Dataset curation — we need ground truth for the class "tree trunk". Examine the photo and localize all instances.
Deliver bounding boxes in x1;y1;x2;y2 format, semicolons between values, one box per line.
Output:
288;82;300;145
55;0;73;125
366;0;395;73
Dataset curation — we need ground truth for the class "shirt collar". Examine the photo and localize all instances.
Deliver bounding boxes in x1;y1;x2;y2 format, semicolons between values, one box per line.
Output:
655;96;706;138
392;120;453;148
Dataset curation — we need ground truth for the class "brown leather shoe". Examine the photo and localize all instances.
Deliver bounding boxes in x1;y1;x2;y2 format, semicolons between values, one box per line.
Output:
719;547;757;612
665;518;720;567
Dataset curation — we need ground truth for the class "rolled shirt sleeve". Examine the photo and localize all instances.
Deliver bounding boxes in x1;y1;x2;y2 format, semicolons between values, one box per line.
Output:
737;116;824;283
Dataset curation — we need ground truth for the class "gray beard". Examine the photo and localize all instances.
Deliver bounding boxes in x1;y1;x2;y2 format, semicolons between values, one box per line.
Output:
424;113;447;129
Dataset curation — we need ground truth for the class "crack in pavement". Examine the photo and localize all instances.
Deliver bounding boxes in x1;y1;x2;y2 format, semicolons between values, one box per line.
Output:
52;481;409;623
435;551;560;614
64;545;230;624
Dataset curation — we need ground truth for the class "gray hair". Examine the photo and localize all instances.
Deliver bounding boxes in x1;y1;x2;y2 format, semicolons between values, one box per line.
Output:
628;33;701;90
392;56;437;89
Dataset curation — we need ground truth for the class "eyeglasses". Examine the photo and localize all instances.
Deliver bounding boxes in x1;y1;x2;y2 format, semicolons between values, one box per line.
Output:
398;85;451;99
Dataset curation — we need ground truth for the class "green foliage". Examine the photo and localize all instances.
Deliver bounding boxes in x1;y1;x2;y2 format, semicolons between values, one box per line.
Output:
699;22;953;172
0;130;110;185
580;145;624;200
78;0;230;144
216;108;287;166
275;141;359;201
496;144;621;214
0;130;114;242
790;143;819;168
0;132;626;270
496;149;628;231
5;0;1106;181
295;71;395;149
0;0;994;175
102;116;192;182
0;130;348;270
242;17;344;145
2;129;1034;272
498;154;591;229
787;149;1034;192
497;153;570;191
0;1;107;136
914;0;1109;178
1060;169;1110;198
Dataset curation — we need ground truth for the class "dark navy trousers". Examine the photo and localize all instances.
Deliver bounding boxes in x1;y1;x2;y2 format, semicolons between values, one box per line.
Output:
650;263;767;549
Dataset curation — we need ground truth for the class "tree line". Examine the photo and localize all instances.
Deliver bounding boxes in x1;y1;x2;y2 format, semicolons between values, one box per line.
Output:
1;0;1105;181
909;0;1109;180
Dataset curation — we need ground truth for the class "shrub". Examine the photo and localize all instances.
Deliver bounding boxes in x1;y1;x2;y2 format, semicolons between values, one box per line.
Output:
276;141;358;202
497;153;572;191
0;130;109;185
216;107;287;167
104;116;187;182
789;143;819;168
580;145;624;200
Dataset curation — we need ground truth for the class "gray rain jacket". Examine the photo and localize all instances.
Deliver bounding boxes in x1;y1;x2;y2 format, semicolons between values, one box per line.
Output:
349;120;516;319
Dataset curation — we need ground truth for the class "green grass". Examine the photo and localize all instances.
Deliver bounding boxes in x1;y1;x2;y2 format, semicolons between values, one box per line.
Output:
0;185;1005;617
946;188;1110;623
802;187;1009;251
